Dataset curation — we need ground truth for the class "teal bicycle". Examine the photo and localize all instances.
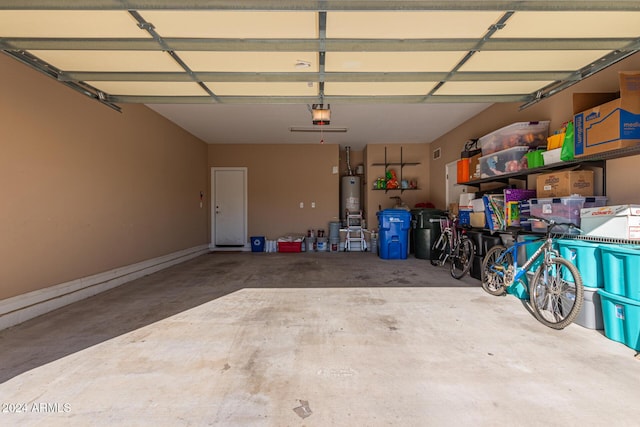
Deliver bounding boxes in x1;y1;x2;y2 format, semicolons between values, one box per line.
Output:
481;218;584;330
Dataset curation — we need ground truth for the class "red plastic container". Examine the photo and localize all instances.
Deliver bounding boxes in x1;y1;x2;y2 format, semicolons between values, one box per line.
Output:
278;241;302;253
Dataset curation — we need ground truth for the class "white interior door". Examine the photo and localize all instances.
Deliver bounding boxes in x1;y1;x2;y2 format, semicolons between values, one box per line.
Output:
445;160;472;208
211;167;247;248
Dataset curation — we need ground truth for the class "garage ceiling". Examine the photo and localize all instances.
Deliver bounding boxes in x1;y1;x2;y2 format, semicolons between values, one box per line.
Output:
2;1;640;149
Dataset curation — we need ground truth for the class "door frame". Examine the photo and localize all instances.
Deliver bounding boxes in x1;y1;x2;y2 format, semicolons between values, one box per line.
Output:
210;167;249;251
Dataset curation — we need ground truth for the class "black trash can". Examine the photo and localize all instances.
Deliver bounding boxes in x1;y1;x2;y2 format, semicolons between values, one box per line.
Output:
470;233;503;280
411;208;445;260
467;230;484;281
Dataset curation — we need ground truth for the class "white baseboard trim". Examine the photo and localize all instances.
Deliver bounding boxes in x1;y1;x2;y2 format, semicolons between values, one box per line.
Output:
0;244;210;331
209;243;250;252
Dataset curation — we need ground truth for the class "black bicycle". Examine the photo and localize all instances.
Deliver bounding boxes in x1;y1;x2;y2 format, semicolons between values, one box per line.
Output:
430;214;474;279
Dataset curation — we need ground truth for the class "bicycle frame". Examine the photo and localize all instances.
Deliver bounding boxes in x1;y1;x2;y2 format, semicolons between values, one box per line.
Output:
433;217;454;263
491;234;555;299
481;218;585;329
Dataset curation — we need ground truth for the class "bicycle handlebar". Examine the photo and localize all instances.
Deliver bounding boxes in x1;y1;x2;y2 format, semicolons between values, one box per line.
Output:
529;216;583;234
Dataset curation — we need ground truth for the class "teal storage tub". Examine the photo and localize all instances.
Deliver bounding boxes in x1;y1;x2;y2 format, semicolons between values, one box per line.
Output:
507;280;529;300
556;239;603;288
600;245;640;300
598;289;640;351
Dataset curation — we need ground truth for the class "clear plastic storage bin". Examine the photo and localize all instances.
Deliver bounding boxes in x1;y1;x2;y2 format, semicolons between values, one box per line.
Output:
479;146;529;178
529;195;587;232
479;121;550;156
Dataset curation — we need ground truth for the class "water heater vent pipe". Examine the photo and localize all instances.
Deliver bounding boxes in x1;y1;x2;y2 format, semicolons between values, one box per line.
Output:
345;146;353;176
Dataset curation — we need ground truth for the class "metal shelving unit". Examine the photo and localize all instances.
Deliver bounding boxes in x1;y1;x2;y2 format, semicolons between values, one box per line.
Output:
371;146;420;193
464;144;640;244
463;144;640;191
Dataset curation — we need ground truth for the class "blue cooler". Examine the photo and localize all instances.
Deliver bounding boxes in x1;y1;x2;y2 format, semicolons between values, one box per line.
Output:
250;236;265;252
377;209;411;259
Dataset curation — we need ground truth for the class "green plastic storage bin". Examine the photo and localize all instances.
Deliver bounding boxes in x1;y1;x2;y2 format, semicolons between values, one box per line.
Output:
526;149;545;168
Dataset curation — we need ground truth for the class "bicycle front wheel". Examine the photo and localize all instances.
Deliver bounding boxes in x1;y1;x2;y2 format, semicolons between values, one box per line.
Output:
450;237;474;279
481;245;511;296
530;257;584;330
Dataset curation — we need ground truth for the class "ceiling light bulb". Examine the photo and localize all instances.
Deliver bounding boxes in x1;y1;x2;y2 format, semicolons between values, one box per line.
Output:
311;104;330;125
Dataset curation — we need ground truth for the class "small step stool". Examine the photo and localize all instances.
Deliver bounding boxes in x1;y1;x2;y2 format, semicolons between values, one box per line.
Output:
345;210;367;252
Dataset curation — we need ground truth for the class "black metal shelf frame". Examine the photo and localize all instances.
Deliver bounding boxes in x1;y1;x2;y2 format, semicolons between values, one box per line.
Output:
370;146;421;194
462;143;640;192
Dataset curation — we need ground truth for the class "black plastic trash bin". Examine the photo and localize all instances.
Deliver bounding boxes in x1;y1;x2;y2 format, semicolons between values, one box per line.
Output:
411;208;445;260
469;232;503;280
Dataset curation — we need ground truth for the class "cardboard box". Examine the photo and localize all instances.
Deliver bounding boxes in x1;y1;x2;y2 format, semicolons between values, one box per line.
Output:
471;198;485;212
470;212;486;228
536;170;593;198
573;72;640;157
459;192;476;209
580;205;640;240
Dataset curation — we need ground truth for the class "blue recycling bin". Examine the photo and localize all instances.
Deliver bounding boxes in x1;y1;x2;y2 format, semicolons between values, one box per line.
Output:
250;236;265;252
377;209;412;259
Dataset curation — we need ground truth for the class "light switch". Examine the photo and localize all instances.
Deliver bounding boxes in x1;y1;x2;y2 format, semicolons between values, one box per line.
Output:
311;202;316;208
332;166;338;174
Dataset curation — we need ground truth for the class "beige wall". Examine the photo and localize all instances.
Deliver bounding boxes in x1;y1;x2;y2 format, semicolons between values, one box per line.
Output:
208;144;340;239
0;54;209;300
428;52;640;208
364;144;431;228
3;45;639;302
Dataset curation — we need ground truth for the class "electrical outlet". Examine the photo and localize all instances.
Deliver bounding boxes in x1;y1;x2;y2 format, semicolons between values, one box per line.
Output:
299;202;304;208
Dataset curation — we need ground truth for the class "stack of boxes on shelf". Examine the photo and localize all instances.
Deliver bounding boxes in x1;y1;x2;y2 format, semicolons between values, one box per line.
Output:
457;192;475;227
455;72;640;187
462;117;611;234
529;169;606;233
456;121;552;186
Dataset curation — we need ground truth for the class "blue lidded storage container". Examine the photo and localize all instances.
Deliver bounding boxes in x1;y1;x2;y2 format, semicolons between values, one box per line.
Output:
377;209;412;260
250;236;265;252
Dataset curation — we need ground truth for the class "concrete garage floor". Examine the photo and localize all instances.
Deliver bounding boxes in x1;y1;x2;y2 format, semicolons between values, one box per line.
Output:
1;252;639;426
